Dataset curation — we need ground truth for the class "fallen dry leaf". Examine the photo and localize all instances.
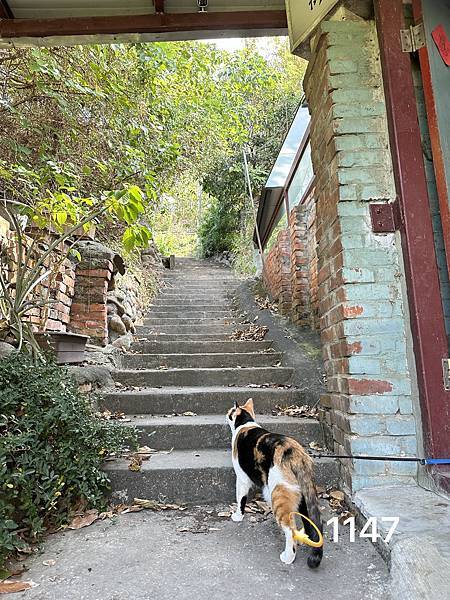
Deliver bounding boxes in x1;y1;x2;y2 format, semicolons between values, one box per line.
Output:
68;509;99;530
132;498;186;512
42;560;55;567
273;404;318;419
0;581;33;594
182;411;197;417
230;324;269;341
128;455;143;472
330;490;345;502
217;511;231;518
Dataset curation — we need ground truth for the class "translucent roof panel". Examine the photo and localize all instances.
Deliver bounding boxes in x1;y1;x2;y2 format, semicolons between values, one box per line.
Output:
265;106;310;189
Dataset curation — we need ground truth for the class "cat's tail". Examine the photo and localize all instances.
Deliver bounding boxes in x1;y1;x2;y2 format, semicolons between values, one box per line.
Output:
293;455;324;569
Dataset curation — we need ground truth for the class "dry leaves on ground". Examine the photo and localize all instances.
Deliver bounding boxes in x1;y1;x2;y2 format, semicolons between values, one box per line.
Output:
68;509;99;530
132;498;186;512
273;404;319;418
230;325;269;341
127;445;173;471
317;487;355;521
0;581;34;594
254;295;279;314
97;410;131;422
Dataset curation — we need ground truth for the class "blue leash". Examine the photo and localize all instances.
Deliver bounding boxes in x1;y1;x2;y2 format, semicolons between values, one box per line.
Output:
308;452;450;465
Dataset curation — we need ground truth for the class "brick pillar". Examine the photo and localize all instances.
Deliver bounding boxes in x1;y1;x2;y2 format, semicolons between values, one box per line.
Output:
69;244;114;346
289;204;310;325
263;229;293;314
304;17;417;492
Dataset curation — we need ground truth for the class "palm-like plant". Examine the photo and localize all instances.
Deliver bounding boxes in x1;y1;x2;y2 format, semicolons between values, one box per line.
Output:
0;187;151;357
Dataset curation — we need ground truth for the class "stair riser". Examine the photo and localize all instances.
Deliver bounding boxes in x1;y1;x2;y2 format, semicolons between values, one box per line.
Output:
135;421;322;450
136;326;235;336
106;462;339;504
102;390;314;415
145;312;232;318
151;299;230;307
142;318;234;326
148;305;230;312
130;341;274;354
135;334;238;341
121;353;283;369
114;368;293;387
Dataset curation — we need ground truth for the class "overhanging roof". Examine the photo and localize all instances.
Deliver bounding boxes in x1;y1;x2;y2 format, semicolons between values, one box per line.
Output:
0;1;288;47
255;105;310;247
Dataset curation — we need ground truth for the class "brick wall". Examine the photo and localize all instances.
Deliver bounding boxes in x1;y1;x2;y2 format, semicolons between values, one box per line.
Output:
290;187;319;329
262;193;319;329
0;218;75;333
303;17;417;492
263;228;292;315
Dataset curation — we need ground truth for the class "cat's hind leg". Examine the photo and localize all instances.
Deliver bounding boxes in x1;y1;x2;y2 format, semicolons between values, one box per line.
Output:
271;482;301;565
231;476;252;522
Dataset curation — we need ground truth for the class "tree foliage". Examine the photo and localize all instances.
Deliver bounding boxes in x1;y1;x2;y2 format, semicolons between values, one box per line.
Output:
0;39;305;259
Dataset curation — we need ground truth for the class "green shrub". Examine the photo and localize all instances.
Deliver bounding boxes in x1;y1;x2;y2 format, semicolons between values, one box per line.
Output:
0;353;137;566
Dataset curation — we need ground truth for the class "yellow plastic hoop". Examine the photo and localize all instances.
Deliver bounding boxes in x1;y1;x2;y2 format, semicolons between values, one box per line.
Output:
289;512;324;548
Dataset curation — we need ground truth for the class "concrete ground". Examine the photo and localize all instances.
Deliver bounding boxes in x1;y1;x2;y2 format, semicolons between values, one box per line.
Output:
8;505;388;600
355;484;450;600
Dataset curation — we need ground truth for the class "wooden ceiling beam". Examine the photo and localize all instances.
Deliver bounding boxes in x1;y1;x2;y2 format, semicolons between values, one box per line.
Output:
0;0;14;19
0;10;287;39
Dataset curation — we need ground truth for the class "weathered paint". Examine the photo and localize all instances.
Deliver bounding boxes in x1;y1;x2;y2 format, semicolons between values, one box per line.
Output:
374;0;450;478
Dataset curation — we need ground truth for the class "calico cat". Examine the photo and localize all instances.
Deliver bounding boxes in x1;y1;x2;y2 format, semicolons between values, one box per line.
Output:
227;398;323;568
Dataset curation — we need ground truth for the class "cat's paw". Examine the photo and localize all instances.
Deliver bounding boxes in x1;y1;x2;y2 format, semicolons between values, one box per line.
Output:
231;511;244;522
280;550;296;565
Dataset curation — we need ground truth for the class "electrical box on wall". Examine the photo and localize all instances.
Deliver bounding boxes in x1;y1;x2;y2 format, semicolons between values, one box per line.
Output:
285;0;340;52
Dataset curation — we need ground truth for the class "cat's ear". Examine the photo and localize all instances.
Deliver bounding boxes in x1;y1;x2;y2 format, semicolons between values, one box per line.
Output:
242;398;255;418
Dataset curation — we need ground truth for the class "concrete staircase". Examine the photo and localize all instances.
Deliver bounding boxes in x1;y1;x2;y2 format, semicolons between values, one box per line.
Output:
103;258;338;503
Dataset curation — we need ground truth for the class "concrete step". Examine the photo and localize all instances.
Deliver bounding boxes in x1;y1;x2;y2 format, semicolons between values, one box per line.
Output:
135;333;239;341
148;304;230;313
127;415;321;449
121;352;283;369
104;450;339;504
142;317;234;326
136;324;235;336
114;366;293;387
145;311;233;319
101;385;311;415
162;282;236;288
130;340;274;354
151;299;230;307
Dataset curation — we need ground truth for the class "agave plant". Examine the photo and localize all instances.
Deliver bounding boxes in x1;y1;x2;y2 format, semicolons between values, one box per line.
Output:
0;187;151;357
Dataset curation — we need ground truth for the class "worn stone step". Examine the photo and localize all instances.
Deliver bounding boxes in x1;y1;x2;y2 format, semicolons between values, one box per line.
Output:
105;450;339;504
142;317;234;326
136;333;238;341
121;352;283;369
114;366;293;387
153;297;231;304
136;324;235;336
101;385;310;415
151;299;230;307
127;415;321;449
148;303;230;311
162;281;236;287
145;311;233;319
130;340;274;354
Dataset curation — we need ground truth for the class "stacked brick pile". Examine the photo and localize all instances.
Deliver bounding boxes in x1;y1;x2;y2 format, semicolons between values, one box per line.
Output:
68;242;115;346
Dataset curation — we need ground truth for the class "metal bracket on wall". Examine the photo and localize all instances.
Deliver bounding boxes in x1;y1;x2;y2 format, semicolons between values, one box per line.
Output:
443;359;450;391
401;23;426;53
369;201;401;233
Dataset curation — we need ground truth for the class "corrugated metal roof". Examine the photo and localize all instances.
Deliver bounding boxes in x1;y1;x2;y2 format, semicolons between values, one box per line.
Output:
8;1;285;19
